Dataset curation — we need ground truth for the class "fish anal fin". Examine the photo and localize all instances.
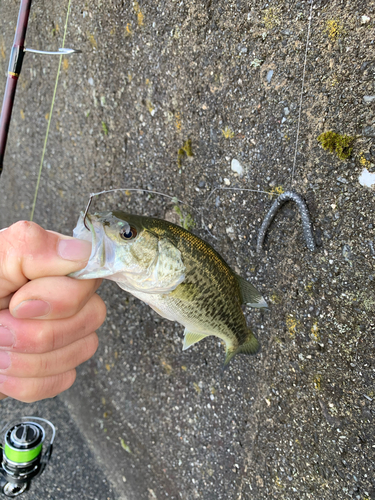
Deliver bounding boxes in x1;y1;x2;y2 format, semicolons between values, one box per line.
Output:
235;274;268;309
183;330;208;351
223;329;260;368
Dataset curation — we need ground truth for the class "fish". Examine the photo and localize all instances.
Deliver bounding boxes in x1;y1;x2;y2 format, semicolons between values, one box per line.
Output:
70;211;268;367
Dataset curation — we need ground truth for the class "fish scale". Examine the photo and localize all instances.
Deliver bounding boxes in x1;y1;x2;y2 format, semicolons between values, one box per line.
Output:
70;211;268;366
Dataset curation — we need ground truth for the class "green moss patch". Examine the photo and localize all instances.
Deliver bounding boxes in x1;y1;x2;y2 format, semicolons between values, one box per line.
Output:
317;131;355;160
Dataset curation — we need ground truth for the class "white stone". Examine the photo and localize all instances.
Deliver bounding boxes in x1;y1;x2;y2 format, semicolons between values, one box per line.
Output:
224;178;231;186
359;168;375;188
88;77;94;86
363;95;375;103
231;158;244;176
361;15;370;24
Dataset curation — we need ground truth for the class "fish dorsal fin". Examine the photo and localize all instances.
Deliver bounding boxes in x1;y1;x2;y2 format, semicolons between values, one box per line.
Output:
182;330;208;351
235;274;268;308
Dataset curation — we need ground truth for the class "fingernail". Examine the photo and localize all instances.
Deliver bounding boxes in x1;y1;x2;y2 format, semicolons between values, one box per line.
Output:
58;239;92;262
0;352;10;370
0;374;7;384
0;326;14;347
13;300;51;319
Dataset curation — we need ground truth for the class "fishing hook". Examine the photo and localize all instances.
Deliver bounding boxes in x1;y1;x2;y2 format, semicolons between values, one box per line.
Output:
82;188;194;231
0;0;80;176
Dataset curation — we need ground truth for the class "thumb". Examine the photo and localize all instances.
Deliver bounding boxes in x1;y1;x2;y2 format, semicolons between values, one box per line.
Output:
0;221;91;298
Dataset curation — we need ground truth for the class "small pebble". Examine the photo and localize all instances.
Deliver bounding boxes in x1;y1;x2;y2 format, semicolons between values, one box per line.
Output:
231;159;244;176
224;178;231;186
337;176;348;184
363;95;375;103
88;77;94;86
284;107;290;116
359;168;375;187
266;70;273;83
343;244;352;261
363;126;375;137
226;226;235;237
361;15;370;24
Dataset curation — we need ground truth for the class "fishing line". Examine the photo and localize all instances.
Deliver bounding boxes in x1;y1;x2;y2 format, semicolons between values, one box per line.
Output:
239;8;316;494
290;0;314;187
77;1;314;252
82;187;275;233
82;188;196;230
29;0;72;221
256;0;316;253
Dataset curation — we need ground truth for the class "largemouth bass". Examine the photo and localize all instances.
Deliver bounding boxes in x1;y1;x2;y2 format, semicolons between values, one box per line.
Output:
70;211;267;366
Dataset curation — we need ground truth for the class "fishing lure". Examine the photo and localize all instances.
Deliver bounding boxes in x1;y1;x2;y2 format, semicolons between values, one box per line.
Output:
257;190;316;253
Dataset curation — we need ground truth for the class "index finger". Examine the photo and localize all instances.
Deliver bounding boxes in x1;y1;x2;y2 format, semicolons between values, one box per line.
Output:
0;221;91;297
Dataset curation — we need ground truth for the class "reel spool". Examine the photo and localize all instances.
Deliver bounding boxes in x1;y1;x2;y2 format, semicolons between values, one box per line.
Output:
0;417;55;497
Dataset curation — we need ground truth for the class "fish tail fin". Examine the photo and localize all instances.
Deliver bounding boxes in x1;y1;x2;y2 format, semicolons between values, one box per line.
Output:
223;329;260;370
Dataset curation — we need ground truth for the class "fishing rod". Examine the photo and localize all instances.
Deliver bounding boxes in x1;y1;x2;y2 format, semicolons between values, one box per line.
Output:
0;0;80;176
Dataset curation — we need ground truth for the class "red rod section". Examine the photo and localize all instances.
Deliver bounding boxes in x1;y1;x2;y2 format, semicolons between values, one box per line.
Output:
0;0;33;176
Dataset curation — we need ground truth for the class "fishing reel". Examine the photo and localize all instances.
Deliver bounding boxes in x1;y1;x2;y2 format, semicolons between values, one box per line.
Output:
0;417;55;497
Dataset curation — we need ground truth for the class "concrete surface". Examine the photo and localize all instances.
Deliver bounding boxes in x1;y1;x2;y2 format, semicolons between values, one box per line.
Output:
0;0;374;499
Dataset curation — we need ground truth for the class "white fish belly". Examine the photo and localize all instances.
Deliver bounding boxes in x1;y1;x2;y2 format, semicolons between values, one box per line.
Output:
118;285;217;337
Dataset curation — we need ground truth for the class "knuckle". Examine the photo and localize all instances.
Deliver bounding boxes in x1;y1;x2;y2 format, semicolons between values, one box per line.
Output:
93;295;107;328
34;323;55;352
64;369;77;391
15;379;40;403
0;221;46;285
42;374;61;398
89;333;99;356
49;370;76;398
38;353;51;376
8;370;77;403
21;352;51;378
80;334;99;363
7;221;42;251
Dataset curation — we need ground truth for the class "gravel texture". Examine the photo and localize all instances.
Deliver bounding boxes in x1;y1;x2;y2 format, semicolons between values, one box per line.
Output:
0;0;374;499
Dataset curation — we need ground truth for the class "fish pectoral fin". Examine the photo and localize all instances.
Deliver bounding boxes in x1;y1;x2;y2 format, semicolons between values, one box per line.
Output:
235;274;268;309
182;330;208;351
223;329;260;368
169;283;200;301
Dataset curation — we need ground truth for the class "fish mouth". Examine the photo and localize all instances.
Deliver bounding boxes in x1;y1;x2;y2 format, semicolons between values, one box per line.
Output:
69;212;117;280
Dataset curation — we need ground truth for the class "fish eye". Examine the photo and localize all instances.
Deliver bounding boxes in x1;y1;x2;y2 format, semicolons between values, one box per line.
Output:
120;225;137;240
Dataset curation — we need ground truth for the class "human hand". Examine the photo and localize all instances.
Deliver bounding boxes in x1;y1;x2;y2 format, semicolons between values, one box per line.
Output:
0;221;106;402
